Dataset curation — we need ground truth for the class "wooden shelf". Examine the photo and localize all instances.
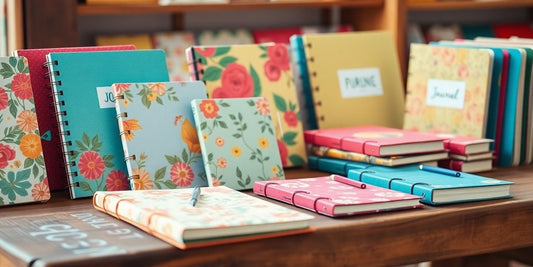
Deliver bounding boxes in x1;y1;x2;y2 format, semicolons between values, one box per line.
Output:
78;0;383;15
408;0;533;11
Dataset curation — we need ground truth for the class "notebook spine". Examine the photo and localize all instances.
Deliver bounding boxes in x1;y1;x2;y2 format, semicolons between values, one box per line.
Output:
113;88;138;190
302;40;324;125
46;55;79;196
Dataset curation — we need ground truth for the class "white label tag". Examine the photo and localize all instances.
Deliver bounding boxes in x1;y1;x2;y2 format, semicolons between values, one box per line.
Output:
96;86;115;109
337;68;384;98
426;79;466;109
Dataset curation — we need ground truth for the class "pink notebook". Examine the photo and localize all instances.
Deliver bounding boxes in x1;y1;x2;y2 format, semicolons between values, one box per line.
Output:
304;126;445;157
13;45;136;191
254;175;423;217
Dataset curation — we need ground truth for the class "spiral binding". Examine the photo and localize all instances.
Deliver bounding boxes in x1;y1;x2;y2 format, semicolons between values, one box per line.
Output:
115;94;124;99
116;112;128;119
128;175;140;180
124;155;136;161
119;130;131;136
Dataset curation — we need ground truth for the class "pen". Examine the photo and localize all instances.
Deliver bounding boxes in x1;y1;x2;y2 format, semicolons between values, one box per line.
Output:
331;174;366;189
419;164;461;177
190;186;201;207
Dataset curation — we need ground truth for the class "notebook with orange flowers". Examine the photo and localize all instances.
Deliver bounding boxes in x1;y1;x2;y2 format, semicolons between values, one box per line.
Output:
112;81;209;190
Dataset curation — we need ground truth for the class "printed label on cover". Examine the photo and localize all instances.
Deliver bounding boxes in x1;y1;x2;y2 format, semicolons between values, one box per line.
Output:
96;86;115;109
337;68;383;98
426;79;465;109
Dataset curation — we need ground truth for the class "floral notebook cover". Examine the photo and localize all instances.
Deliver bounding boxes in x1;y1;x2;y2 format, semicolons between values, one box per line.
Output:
0;56;49;206
113;81;208;190
192;97;285;189
153;32;196;82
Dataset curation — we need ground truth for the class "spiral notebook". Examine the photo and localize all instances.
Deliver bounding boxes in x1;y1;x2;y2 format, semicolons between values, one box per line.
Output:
13;45;136;191
0;56;49;206
113;81;208;190
46;50;169;199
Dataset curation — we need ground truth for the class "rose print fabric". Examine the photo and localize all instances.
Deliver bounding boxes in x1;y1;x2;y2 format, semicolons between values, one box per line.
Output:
192;97;285;190
113;81;208;190
187;43;307;167
0;56;50;206
404;44;493;138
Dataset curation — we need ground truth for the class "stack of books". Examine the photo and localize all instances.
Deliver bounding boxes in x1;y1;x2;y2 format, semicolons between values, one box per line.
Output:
438;134;494;173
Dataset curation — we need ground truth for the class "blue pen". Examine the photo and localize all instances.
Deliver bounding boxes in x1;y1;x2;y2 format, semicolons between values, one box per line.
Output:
419;164;461;177
190;187;201;207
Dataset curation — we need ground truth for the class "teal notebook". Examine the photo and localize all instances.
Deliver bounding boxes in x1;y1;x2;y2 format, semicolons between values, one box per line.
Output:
47;50;170;199
191;97;285;190
347;164;513;205
113;81;208;190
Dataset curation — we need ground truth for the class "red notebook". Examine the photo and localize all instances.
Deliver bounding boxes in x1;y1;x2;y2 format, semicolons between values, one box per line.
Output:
437;134;493;155
304;126;445;157
438;159;493;173
13;45;136;191
254;175;423;217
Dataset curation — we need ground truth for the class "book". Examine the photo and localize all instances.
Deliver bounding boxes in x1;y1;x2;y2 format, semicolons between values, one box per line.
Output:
290;35;317;130
153;31;196;81
195;29;253;45
438;133;493;155
301;31;405;129
0;205;173;266
191;97;285;189
438;158;493;173
95;34;154;50
46;50;170;199
308;145;449;167
253;175;423;217
304;126;445;157
13;45;136;191
112;81;209;190
0;56;49;206
347;164;513;205
187;43;307;167
449;151;493;161
403;43;494;138
93;186;314;249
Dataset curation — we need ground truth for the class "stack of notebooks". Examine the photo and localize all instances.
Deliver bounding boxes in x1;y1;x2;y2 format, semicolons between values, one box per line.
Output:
438;134;494;173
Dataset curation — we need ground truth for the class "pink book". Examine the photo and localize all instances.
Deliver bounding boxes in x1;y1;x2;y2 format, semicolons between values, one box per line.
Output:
438;159;493;173
437;134;493;155
253;175;423;217
304;126;445;157
13;45;136;191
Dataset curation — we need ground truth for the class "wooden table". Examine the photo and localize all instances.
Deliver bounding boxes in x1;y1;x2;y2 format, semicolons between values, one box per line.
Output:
1;166;532;266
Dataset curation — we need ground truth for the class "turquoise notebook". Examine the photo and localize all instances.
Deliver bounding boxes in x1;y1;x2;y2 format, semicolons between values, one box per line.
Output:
347;164;513;205
191;97;285;190
113;81;208;190
47;50;170;199
290;35;317;130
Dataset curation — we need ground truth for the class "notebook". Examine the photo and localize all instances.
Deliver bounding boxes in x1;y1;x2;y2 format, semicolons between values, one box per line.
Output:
187;43;307;167
304;126;446;157
93;186;314;249
153;31;196;81
254;175;423;217
0;56;49;206
290;35;317;130
46;50;170;199
95;34;153;50
301;31;405;129
191;97;285;190
113;81;208;190
347;164;512;205
403;43;494;139
438;158;493;173
13;45;136;191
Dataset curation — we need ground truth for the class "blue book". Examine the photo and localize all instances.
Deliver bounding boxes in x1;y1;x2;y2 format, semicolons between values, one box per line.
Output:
47;50;170;199
347;164;513;205
308;155;368;175
113;81;208;190
290;35;317;130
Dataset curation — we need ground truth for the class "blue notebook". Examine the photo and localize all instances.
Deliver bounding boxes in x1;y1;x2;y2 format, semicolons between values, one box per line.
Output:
113;81;208;190
290;35;317;130
346;164;513;205
47;50;170;199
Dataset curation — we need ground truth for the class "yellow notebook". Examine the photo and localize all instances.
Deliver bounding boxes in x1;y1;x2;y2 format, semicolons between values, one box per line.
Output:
403;44;493;138
302;31;405;129
96;34;153;50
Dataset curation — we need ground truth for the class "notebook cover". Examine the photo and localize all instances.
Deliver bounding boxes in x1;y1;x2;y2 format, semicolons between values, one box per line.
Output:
404;44;493;138
254;175;423;217
113;81;208;190
307;155;369;176
304;126;445;156
438;158;493;173
95;34;153;50
436;133;493;155
252;27;302;44
191;97;285;189
492;23;533;39
290;35;317;130
153;31;195;82
347;164;512;205
46;50;170;199
196;29;253;46
0;56;49;206
13;45;136;191
187;43;307;167
93;186;314;249
301;31;405;129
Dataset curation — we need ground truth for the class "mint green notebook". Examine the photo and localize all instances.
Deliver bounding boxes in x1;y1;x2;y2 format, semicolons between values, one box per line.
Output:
191;97;285;190
46;50;169;199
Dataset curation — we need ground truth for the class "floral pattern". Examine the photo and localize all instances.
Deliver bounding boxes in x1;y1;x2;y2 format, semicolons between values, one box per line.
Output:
192;97;285;190
189;43;307;167
112;82;208;190
0;56;49;206
404;44;492;137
